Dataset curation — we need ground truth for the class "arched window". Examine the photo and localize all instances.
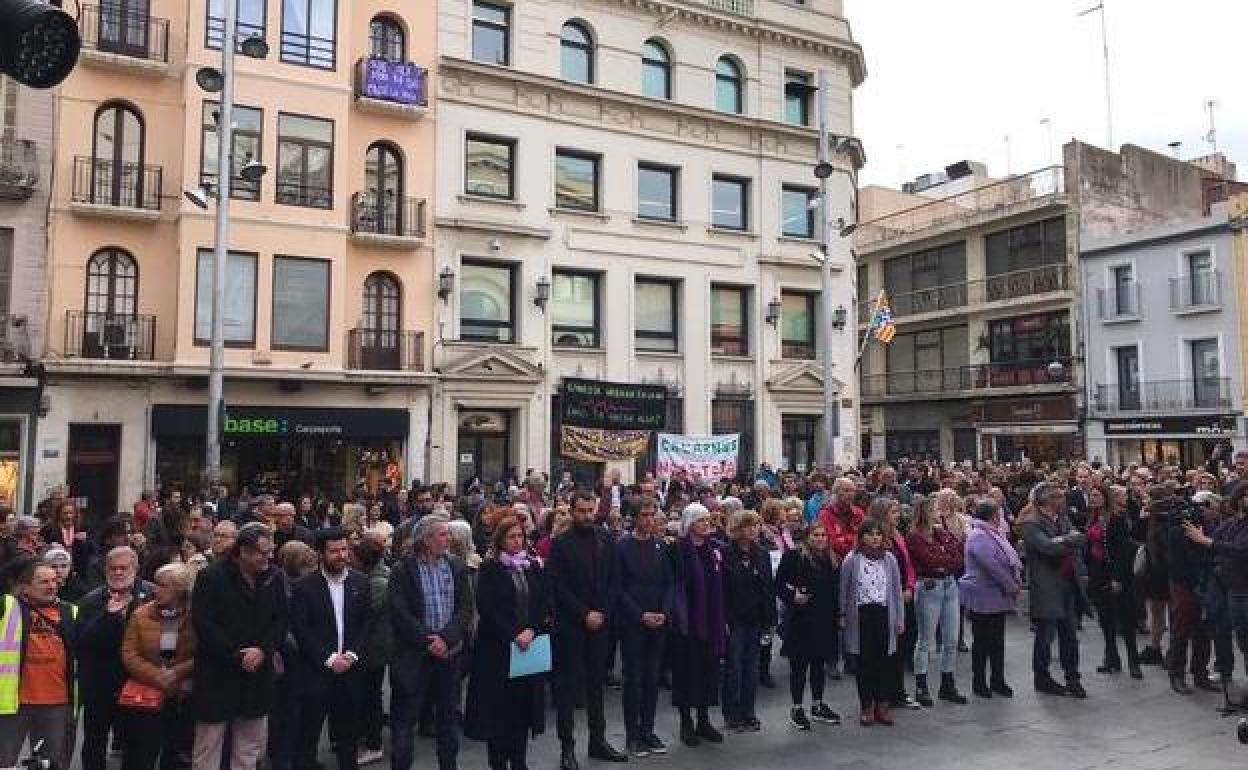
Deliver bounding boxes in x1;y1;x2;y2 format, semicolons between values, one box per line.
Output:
85;248;138;318
715;56;743;114
369;15;404;61
641;39;671;99
91;103;144;206
363;141;404;234
560;20;593;84
360;271;402;368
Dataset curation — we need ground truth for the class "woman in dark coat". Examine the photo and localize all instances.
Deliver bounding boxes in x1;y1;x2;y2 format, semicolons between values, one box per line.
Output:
465;515;551;770
775;520;841;730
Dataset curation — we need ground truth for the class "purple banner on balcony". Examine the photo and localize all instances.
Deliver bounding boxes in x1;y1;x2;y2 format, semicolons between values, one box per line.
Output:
360;59;428;106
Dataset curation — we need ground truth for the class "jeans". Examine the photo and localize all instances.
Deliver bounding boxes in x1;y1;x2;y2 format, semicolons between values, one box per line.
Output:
1168;582;1211;677
391;657;460;770
914;576;960;676
1033;587;1080;681
722;623;762;724
620;625;665;739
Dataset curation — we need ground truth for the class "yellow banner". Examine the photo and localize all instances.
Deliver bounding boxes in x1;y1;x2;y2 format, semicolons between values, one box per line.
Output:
560;426;651;462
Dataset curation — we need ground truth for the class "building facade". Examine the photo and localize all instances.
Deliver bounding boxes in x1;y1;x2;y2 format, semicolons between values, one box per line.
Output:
1081;209;1245;466
36;0;437;517
430;0;865;487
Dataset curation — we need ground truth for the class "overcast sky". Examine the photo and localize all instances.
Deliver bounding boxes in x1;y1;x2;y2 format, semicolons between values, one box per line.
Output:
847;0;1247;188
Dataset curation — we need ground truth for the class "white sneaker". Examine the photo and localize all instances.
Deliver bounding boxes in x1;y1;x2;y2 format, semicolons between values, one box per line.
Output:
357;748;384;766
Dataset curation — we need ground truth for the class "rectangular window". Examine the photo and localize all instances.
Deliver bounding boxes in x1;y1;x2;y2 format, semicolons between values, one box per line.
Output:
781;290;816;359
555;149;599;211
276;113;333;209
711;285;748;356
1187;250;1216;305
471;0;509;65
1111;264;1134;314
1115;345;1140;409
200;102;263;201
784;70;812;126
465;134;515;199
1191;338;1221;408
194;249;257;345
637;163;678;221
985;217;1066;275
782;185;816;238
0;77;16;138
987;311;1070;367
271;256;329;350
712;398;754;476
551;270;600;348
206;0;265;51
882;242;967;314
461;261;515;342
635;278;678;352
781;414;820;472
711;175;748;231
0;228;11;318
280;0;336;69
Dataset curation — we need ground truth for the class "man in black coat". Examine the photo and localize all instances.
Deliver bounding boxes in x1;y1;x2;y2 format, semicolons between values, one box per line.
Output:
272;501;314;550
75;546;153;770
389;513;474;770
189;522;286;770
547;490;626;770
291;528;371;770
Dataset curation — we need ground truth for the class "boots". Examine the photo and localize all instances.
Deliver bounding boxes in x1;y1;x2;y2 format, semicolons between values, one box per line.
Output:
972;673;992;699
938;672;968;704
914;674;934;707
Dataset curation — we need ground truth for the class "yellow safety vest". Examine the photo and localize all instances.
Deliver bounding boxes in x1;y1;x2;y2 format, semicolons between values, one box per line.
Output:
0;594;78;715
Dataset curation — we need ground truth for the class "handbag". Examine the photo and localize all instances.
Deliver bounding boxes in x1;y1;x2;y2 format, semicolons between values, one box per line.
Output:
118;678;165;712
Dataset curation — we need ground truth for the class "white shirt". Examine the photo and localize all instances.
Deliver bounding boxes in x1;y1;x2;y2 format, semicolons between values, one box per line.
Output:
856;556;888;606
323;568;348;666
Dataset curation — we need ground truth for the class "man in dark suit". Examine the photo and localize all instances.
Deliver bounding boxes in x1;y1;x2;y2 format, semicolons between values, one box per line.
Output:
547;490;626;770
1067;464;1092;529
291;528;370;770
389;513;474;770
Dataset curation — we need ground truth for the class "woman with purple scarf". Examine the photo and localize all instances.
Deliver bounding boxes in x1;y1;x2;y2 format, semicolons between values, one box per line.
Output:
667;503;727;748
958;498;1023;699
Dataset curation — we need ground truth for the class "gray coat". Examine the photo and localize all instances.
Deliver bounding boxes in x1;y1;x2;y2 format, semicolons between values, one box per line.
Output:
1022;512;1087;620
838;550;904;656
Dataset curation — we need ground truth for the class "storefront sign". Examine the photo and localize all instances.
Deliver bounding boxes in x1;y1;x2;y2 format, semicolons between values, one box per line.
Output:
1104;416;1238;436
656;433;740;481
358;59;428;106
560;378;667;431
152;405;409;440
979;395;1076;423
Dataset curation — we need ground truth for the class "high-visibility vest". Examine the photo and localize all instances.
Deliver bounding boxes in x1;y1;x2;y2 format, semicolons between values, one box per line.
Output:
0;594;78;715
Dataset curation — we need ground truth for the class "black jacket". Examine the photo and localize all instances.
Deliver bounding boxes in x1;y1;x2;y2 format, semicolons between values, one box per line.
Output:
774;548;838;660
274;525;314;551
75;580;154;701
389;553;475;688
723;541;776;628
546;525;618;637
189;558;288;722
613;536;674;628
289;568;371;694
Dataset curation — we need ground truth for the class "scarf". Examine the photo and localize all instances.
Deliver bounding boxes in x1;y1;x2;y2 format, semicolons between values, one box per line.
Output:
499;550;531;571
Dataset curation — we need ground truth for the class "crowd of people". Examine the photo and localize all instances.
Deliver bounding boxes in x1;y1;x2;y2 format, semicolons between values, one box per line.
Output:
0;451;1246;770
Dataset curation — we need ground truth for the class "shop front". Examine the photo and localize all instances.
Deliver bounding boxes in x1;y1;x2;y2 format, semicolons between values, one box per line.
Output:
1099;415;1242;468
0;386;36;511
152;404;409;499
976;395;1082;464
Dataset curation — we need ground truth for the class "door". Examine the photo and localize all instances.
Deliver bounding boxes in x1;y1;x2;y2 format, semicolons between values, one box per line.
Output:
781;415;817;473
92;104;144;206
68;424;121;531
83;249;138;359
1115;346;1140;410
98;0;150;57
1191;339;1221;408
364;143;402;235
457;411;510;489
360;272;400;369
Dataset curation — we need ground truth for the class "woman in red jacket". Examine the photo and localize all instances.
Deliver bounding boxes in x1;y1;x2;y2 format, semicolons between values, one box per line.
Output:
906;497;968;707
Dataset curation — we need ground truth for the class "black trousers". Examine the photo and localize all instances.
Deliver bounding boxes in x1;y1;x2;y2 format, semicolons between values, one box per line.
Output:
855;604;890;708
295;674;361;770
787;653;827;704
553;629;609;750
486;731;529;770
1095;589;1140;669
82;695;123;770
120;700;192;770
619;625;665;739
360;666;386;751
968;611;1008;685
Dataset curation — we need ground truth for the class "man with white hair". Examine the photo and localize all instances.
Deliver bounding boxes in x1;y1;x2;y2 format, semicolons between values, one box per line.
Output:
272;501;313;549
1023;481;1088;699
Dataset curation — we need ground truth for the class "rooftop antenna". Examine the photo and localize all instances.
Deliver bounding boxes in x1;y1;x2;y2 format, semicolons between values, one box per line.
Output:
1167;141;1182;159
1040;117;1055;166
1078;2;1114;149
1004;134;1012;175
1205;99;1219;153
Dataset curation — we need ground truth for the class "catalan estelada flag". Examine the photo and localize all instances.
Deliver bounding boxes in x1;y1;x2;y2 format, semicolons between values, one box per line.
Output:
870;290;896;344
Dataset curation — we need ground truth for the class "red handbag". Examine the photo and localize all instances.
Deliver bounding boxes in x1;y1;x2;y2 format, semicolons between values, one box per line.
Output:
117;678;165;711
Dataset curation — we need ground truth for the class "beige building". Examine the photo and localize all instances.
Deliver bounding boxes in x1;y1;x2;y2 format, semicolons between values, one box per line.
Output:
430;0;866;487
36;0;437;516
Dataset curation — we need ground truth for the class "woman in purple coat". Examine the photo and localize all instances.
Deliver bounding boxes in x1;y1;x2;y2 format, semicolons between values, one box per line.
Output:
958;498;1022;698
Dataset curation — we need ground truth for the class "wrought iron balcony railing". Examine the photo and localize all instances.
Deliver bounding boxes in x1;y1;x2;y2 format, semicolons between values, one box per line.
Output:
1092;378;1232;413
79;4;170;62
861;357;1074;398
72;156;162;210
66;311;156;360
346;329;424;371
350;192;426;238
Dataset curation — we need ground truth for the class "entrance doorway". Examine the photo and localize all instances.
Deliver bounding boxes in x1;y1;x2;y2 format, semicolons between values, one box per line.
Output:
68;424;121;529
781;414;818;473
457;410;511;491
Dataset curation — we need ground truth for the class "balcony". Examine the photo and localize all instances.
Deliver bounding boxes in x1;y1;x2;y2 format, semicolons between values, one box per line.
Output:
0;139;37;200
859;166;1066;251
861;357;1074;400
1097;282;1141;322
983;263;1070;302
65;311;156;360
349;192;426;248
346;329;424;371
1093;379;1233;414
859;264;1071;324
70;156;162;220
78;4;170;74
1169;272;1221;314
354;58;428;119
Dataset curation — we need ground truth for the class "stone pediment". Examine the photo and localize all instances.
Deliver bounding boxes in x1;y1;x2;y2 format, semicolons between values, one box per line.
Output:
440;346;542;382
767;361;844;393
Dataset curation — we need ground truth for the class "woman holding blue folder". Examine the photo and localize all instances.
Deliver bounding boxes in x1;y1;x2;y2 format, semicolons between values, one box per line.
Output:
465;515;552;770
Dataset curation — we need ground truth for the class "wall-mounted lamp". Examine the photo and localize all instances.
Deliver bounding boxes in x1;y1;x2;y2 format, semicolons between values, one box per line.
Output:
437;266;455;300
831;304;847;331
765;298;783;327
534;275;551;310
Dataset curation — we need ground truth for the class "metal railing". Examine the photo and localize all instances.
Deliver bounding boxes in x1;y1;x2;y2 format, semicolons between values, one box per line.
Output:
858;264;1071;324
346;329;424;371
276;179;332;209
350;192;426;238
71;156;162;210
79;4;169;62
858;166;1066;249
1169;272;1222;311
0;138;37;198
1097;282;1141;320
1093;378;1232;413
66;311;156;360
861;357;1074;398
205;16;265;51
704;0;754;16
199;170;261;201
280;29;335;69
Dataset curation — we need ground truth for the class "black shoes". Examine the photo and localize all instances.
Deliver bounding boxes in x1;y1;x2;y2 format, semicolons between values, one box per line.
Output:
1129;665;1144;680
809;702;841;725
972;680;992;698
990;680;1014;698
588;741;628;763
1066;680;1088;699
559;750;580;770
626;738;649;759
1096;660;1122;674
938;673;968;705
1034;675;1068;696
1170;673;1194;695
679;721;700;747
1193;673;1221;693
694;720;724;744
1139;646;1164;665
642;734;667;754
789;706;812;731
914;675;935;707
